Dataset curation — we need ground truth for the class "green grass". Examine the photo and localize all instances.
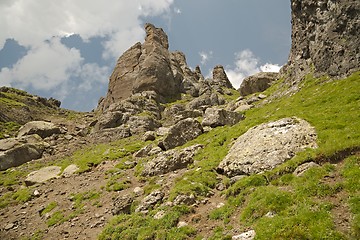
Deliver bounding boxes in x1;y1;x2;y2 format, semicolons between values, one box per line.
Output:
341;155;360;238
69;190;101;209
60;136;145;172
47;211;65;227
40;201;57;216
98;205;195;240
0;187;33;209
0;121;21;139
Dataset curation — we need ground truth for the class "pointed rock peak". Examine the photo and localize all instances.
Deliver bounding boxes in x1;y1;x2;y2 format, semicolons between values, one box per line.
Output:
144;23;169;49
212;65;233;89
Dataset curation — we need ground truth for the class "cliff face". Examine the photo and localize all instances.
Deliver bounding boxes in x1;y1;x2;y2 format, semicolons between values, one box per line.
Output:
284;0;360;81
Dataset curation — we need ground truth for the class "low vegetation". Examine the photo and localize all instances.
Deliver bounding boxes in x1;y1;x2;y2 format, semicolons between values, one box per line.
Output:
0;72;358;239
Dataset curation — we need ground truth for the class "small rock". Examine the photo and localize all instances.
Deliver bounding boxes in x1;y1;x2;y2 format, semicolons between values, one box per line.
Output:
135;190;164;213
265;211;276;218
64;134;73;140
177;221;188;228
33;189;41;196
133;187;144;196
293;162;320;177
216;182;226;191
153;210;166;220
216;202;225;208
258;94;267;99
61;164;79;178
4;223;15;230
156;127;170;136
143;131;156;141
173;194;196;206
232;230;256;240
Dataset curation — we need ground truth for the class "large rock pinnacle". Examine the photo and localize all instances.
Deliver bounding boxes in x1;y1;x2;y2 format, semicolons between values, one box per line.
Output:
284;0;360;82
98;24;181;111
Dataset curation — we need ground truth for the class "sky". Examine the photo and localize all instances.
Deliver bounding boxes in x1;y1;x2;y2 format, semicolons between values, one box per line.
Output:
0;0;291;111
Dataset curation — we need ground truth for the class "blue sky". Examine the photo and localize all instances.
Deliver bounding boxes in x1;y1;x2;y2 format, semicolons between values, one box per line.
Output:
0;0;291;111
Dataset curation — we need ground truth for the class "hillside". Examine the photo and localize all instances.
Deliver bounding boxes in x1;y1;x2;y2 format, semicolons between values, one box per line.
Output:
1;1;360;239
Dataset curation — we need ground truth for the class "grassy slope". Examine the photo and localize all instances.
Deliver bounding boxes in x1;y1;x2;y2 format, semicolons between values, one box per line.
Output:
99;72;359;239
1;72;359;239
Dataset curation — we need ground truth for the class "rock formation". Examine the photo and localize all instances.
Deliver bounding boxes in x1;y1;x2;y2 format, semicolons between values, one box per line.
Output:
283;0;360;82
98;24;201;111
239;72;279;96
218;117;318;177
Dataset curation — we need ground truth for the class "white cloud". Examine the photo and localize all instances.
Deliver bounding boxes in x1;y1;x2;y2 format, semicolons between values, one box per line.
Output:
0;0;174;110
225;49;282;89
0;38;83;91
199;51;213;65
174;7;182;14
0;0;174;49
260;63;281;72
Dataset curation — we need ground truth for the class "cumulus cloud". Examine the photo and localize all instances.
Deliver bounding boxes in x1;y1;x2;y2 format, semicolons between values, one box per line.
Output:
0;37;110;101
226;49;282;89
199;51;213;65
0;38;83;91
0;0;174;110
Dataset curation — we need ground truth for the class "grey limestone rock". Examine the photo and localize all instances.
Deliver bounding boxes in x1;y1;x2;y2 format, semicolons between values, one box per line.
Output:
239;72;279;96
218;117;318;177
17;121;61;139
142;144;203;176
0;135;46;171
202;108;244;128
135;190;164;213
159;118;203;150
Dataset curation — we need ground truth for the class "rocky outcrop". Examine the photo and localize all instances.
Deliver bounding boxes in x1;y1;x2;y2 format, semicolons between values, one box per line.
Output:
202;108;244;128
112;194;134;215
239;72;279;96
135;190;164;213
218;117;318;177
17;121;61;139
283;0;360;82
212;65;233;89
142;144;203;176
0;135;46;171
159;118;203;150
98;24;196;111
94;91;162;134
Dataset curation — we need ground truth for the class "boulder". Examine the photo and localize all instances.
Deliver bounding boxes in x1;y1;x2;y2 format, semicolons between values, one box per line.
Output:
17;121;61;138
112;194;134;215
218;117;318;177
89;126;131;144
159;118;203;150
239;72;279;96
163;104;202;125
173;194;196;206
142;131;156;141
0;135;45;171
25;166;61;186
142;144;203;176
202;108;244;128
187;93;225;111
135;190;164;213
94;111;127;131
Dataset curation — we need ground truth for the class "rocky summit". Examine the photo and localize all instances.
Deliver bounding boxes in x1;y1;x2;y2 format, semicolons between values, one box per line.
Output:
1;1;360;239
